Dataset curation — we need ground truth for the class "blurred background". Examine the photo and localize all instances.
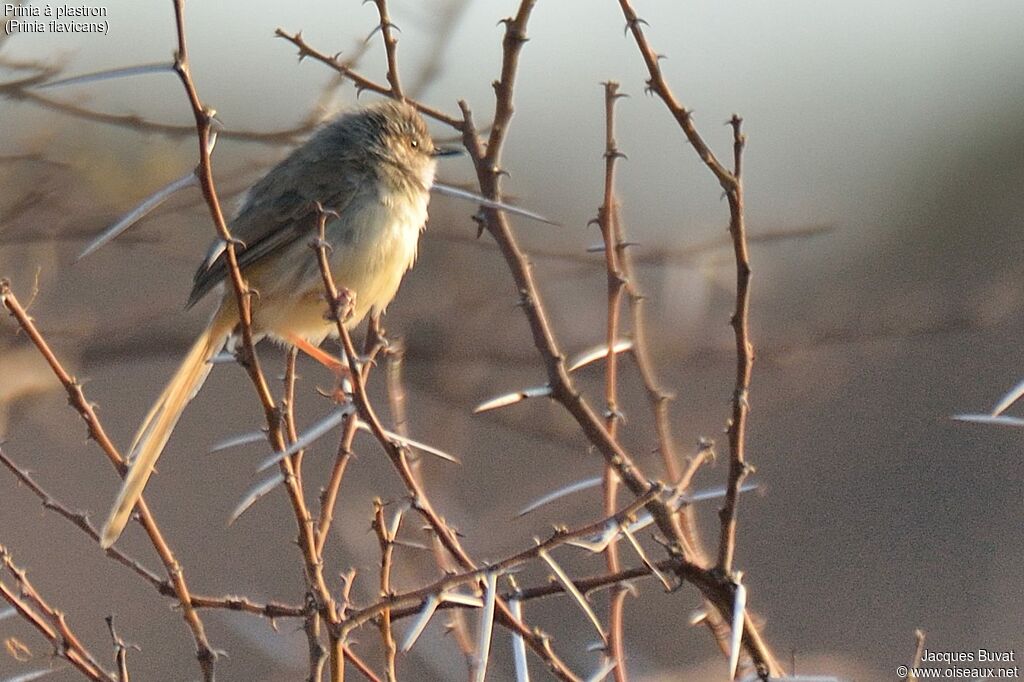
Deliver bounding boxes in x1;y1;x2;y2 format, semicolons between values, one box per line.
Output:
2;0;1023;680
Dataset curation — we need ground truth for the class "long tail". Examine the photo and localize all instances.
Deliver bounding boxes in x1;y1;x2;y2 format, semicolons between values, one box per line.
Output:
100;310;233;548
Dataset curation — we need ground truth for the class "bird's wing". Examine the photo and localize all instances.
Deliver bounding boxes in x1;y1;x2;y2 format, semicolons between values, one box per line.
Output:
188;153;368;308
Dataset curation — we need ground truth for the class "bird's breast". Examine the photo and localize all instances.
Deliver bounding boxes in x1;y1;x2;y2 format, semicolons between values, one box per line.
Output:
324;186;429;320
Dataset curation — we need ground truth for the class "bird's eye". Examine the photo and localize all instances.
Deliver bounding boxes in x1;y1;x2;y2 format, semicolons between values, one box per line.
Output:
410;139;419;149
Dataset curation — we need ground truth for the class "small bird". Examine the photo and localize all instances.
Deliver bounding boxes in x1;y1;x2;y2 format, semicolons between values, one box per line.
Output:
100;100;458;548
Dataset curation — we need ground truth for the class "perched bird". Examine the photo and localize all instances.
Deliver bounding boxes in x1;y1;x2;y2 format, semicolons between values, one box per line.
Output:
100;100;458;548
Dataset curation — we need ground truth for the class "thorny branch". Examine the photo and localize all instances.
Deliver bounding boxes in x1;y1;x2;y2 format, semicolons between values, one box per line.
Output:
373;500;400;681
596;80;630;682
274;30;463;130
1;545;117;682
0;57;315;145
0;445;305;617
0;0;791;678
310;205;581;681
169;4;377;680
169;2;315;678
329;484;661;637
106;617;133;682
369;0;404;99
0;281;217;681
617;0;774;674
283;0;779;675
716;114;752;575
615;0;754;572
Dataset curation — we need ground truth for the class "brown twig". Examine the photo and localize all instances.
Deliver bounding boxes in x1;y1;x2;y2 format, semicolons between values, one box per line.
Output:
596;80;630;682
283;348;306;477
274;406;345;682
617;1;733;186
672;441;717;566
314;314;388;557
169;0;273;420
369;0;404;99
381;337;476;666
615;2;777;676
0;55;320;146
304;610;327;682
280;350;329;682
429;222;832;270
0;446;164;591
0;452;308;620
186;594;305;618
610;196;682;486
337;486;661;637
274;29;464;130
383;342;410;440
715;114;752;575
388;557;679;623
0;546;117;682
314;417;359;556
0;281;217;680
372;500;400;681
18;89;319;144
455;1;682;561
105;616;133;682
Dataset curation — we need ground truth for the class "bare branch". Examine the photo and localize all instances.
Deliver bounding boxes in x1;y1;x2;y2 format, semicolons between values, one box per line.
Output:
373;500;400;681
596;79;629;682
0;546;117;682
307;204;582;680
368;0;404;98
274;30;463;130
0;282;217;678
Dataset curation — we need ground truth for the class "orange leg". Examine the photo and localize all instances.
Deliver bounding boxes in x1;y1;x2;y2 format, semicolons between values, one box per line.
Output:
287;334;353;403
287;334;351;380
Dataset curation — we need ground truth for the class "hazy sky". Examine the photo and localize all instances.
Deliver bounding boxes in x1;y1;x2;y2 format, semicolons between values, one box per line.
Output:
5;0;1023;238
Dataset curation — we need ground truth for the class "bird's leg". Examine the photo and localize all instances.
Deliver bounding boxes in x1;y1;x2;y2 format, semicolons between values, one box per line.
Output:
287;334;353;403
288;335;346;374
289;288;359;402
366;309;390;354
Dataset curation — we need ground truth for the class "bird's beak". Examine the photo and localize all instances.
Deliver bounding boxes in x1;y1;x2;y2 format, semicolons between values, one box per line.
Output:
432;145;462;158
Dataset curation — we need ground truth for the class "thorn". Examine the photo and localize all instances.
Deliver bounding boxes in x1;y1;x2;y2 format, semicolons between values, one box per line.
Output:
364;24;383;43
623;17;650;36
605;407;626;424
472;211;486;238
